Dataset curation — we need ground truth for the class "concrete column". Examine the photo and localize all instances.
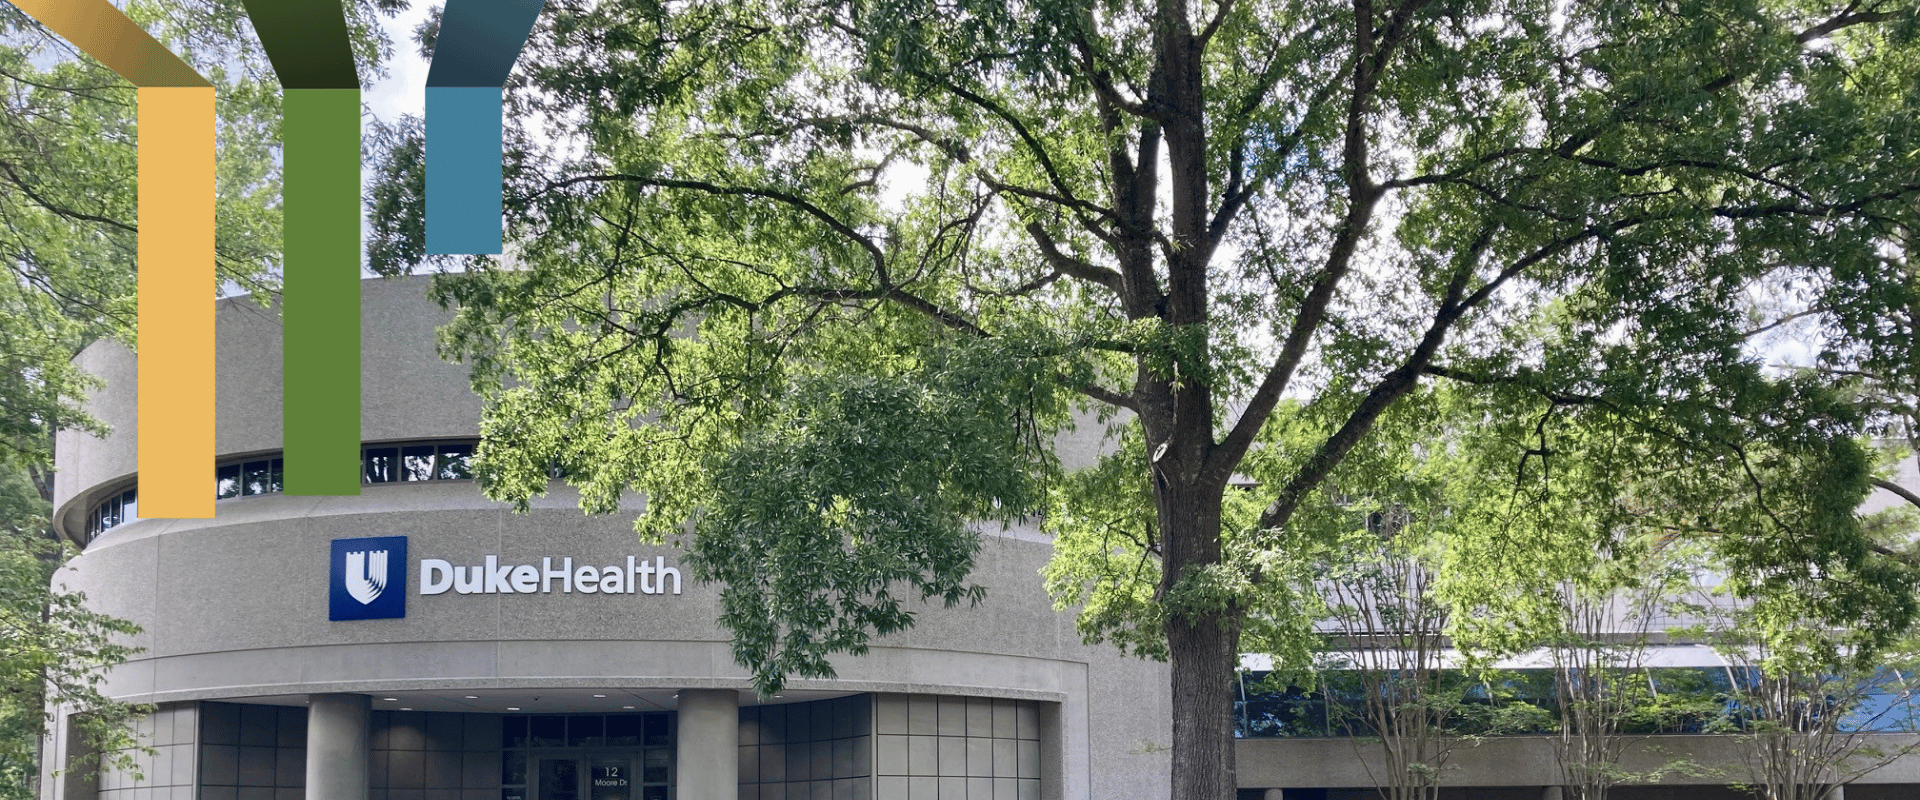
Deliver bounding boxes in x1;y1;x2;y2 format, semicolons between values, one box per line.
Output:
677;689;739;800
1541;787;1565;800
1829;786;1844;800
1039;701;1064;800
306;694;371;800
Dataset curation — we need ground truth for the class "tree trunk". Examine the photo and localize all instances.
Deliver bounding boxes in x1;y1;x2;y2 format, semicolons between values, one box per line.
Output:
1168;608;1240;800
1160;486;1240;800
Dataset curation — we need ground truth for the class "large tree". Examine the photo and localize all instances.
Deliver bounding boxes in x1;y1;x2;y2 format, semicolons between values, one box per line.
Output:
370;0;1920;797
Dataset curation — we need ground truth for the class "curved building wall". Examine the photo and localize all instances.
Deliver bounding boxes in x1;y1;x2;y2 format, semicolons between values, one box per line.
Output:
49;276;1171;800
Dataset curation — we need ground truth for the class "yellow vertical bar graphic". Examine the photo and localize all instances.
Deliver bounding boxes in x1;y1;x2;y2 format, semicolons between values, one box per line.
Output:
137;86;214;519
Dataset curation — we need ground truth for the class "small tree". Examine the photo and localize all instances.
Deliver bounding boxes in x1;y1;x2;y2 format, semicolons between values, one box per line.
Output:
1545;552;1691;800
1319;506;1474;800
1709;616;1920;800
1742;664;1920;800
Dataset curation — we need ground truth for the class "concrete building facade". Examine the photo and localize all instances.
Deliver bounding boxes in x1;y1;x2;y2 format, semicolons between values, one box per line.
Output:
42;276;1920;800
45;277;1168;800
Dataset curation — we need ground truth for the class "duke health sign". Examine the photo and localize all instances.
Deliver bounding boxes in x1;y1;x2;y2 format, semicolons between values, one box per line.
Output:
329;536;409;621
330;535;687;622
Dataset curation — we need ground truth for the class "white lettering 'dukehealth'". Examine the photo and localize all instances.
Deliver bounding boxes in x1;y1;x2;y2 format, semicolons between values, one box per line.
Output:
415;555;682;596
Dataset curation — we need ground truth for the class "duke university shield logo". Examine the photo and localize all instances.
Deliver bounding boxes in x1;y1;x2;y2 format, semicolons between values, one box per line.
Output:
330;536;407;621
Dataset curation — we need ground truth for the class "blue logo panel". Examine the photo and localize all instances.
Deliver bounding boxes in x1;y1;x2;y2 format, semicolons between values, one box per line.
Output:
330;536;407;621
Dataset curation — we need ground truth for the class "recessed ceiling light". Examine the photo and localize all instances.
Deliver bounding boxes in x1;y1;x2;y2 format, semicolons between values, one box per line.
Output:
593;694;607;698
507;707;520;711
465;696;479;700
623;706;635;709
399;708;412;711
383;698;398;701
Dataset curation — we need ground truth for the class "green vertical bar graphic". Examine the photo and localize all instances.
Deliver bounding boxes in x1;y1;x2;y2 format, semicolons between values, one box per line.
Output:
282;88;361;495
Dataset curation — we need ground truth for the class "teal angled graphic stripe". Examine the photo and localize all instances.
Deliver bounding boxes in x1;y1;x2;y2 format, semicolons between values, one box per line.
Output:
426;0;545;255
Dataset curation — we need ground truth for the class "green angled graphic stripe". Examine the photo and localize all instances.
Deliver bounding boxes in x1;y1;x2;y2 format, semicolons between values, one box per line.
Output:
234;0;361;493
281;88;361;496
235;0;358;88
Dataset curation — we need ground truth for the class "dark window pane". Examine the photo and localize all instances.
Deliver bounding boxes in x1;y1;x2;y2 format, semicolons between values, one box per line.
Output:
502;750;527;784
242;460;271;496
643;714;669;746
502;716;528;749
539;759;579;800
605;715;642;747
120;490;137;523
502;790;528;800
98;495;120;530
529;715;566;747
641;786;666;800
401;445;436;481
216;464;241;499
364;447;398;484
569;715;604;747
269;458;284;493
642;748;668;783
437;443;474;480
87;506;100;535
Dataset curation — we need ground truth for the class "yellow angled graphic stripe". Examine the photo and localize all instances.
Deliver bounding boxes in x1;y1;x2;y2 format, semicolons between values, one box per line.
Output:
10;1;214;517
6;1;209;87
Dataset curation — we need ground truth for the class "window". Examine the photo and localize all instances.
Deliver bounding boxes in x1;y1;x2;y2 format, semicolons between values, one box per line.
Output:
436;442;474;480
215;464;241;499
363;442;474;484
83;440;482;542
85;489;138;539
364;447;399;484
401;445;436;481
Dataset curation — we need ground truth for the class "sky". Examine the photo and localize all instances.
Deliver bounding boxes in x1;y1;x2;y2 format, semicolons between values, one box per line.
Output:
365;1;435;125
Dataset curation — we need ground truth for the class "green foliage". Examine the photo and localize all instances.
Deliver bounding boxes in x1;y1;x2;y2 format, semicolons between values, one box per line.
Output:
363;0;1920;793
0;468;146;800
687;352;1059;693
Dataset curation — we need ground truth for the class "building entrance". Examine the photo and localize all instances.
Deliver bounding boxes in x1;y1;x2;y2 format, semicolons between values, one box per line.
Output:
503;713;676;800
535;756;663;800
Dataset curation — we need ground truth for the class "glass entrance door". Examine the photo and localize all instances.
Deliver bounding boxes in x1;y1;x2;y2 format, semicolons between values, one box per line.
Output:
537;756;637;800
536;758;581;800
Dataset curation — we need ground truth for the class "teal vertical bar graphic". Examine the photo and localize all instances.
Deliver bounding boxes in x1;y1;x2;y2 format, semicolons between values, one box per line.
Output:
426;87;505;254
282;88;361;495
425;0;544;255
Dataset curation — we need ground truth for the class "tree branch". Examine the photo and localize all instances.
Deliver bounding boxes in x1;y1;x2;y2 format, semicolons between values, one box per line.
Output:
0;161;137;233
1795;8;1896;43
1024;222;1123;293
532;172;888;275
1873;477;1920;515
1078;381;1140;411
